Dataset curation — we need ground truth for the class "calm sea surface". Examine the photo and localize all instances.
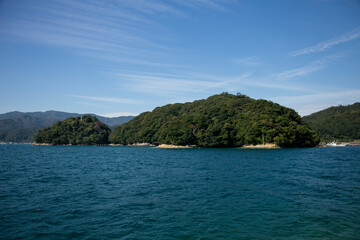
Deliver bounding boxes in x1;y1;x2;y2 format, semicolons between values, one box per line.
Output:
0;145;359;239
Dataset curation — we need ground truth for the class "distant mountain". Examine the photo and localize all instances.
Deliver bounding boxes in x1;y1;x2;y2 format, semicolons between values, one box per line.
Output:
0;110;80;121
0;111;134;143
97;115;134;127
302;103;360;142
0;110;134;126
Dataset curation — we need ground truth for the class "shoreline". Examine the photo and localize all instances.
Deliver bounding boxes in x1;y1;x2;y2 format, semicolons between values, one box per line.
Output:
7;142;358;148
155;144;194;149
241;143;280;149
32;143;52;146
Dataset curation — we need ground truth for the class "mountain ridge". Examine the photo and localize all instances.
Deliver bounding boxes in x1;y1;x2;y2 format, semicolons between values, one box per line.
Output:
0;111;134;143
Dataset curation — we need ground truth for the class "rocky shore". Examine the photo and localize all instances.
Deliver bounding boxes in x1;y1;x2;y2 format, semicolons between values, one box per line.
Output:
241;143;280;149
155;144;194;149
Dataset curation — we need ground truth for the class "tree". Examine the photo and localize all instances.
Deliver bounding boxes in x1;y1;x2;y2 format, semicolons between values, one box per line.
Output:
34;115;111;145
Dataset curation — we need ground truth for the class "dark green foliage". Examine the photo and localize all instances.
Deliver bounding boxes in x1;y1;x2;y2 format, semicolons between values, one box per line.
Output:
0;111;133;143
34;115;112;145
0;127;41;143
302;103;360;142
0;115;58;143
110;93;319;148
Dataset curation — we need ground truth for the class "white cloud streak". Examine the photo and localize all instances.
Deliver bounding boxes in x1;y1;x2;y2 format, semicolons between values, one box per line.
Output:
106;70;310;99
72;95;143;104
271;90;360;116
290;27;360;56
234;57;260;66
169;0;229;11
1;0;234;67
272;61;325;80
97;112;139;117
113;72;225;96
272;54;343;80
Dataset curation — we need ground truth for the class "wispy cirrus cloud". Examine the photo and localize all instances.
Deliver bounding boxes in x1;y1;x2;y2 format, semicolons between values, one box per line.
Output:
234;57;260;66
271;90;360;116
289;27;360;57
169;0;230;11
272;54;343;80
1;0;234;67
271;61;325;80
106;70;310;99
104;53;342;99
72;95;143;104
273;90;360;103
115;0;185;16
111;72;225;97
241;80;312;92
98;112;140;117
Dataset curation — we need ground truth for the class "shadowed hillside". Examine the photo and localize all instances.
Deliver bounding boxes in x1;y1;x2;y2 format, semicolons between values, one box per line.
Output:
302;103;360;142
0;111;133;143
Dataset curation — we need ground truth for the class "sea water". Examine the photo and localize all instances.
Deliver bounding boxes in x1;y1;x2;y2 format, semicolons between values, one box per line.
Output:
0;145;359;239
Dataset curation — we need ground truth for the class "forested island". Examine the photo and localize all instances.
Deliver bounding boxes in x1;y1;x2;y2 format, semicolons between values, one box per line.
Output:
302;102;360;142
34;115;111;145
110;93;319;148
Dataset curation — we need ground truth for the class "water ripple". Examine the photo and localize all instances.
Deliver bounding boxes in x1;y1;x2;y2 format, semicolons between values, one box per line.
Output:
0;145;359;239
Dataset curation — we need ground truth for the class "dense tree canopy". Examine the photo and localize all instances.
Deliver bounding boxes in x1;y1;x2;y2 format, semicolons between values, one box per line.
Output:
302;103;360;142
34;115;111;145
110;93;319;147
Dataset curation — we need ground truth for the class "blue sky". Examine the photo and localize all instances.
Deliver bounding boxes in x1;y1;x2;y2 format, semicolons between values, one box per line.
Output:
0;0;359;117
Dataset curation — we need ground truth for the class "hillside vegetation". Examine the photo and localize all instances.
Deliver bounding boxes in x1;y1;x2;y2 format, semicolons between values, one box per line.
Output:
302;103;360;142
34;115;111;145
110;93;319;148
0;111;133;143
0;115;57;142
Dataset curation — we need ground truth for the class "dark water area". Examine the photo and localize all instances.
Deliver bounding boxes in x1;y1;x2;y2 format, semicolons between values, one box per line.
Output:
0;145;359;239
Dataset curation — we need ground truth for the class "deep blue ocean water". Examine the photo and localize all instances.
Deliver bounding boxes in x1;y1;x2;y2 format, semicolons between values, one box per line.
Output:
0;145;359;239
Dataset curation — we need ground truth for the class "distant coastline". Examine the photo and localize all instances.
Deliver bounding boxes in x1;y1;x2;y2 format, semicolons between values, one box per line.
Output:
241;143;280;149
1;141;359;148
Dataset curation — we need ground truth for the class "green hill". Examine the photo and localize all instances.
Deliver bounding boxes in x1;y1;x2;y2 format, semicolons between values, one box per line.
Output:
302;103;360;142
0;111;133;143
34;115;112;145
110;93;319;148
0;115;59;142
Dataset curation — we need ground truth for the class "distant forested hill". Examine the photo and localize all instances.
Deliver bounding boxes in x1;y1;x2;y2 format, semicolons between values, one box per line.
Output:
0;115;59;142
34;115;111;145
110;93;319;148
0;111;133;143
302;103;360;142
